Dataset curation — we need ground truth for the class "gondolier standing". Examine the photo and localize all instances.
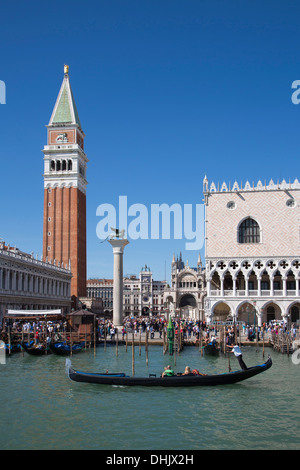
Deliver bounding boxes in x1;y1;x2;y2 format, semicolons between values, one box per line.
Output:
228;343;248;370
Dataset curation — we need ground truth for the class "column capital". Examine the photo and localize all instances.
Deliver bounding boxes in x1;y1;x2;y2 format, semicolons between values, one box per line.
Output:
108;239;129;254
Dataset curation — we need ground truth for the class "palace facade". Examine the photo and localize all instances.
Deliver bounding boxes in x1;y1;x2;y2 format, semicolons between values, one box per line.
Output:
0;241;72;320
203;176;300;325
86;265;167;317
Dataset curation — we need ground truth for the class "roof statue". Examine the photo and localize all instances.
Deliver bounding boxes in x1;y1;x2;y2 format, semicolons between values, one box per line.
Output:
109;228;125;240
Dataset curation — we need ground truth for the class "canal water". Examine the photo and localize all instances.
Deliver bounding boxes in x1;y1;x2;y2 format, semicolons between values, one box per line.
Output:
1;344;299;450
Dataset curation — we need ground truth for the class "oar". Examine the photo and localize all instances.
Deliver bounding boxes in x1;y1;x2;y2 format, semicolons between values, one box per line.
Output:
227;348;232;372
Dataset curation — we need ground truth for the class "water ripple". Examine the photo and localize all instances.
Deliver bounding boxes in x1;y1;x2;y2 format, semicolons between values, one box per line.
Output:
1;347;299;449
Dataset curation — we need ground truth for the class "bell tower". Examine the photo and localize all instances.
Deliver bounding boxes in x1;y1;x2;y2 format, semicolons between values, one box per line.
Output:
42;65;87;300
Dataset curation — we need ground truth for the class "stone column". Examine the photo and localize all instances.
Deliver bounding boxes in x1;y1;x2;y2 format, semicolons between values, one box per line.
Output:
108;239;129;329
207;278;211;296
220;278;224;297
283;277;287;296
257;278;261;297
233;277;236;297
270;276;274;297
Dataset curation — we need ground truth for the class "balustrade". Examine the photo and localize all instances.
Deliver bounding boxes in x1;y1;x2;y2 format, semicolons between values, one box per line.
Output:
208;288;297;297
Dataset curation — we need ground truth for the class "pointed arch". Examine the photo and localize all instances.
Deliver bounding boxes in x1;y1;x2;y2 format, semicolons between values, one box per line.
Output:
238;217;261;244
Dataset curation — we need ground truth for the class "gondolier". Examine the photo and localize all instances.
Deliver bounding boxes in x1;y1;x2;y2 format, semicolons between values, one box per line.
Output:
228;343;248;370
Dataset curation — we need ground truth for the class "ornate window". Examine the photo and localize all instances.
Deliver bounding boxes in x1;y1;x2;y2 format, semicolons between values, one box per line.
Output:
238;217;260;244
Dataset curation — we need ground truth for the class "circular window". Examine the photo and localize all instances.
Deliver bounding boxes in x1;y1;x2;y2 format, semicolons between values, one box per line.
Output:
227;201;236;210
286;199;296;208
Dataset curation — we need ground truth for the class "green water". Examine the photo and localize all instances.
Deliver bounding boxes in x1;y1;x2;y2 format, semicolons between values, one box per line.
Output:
1;344;299;450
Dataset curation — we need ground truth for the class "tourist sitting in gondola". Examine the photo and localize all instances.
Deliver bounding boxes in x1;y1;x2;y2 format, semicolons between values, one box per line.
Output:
162;365;175;377
182;366;193;376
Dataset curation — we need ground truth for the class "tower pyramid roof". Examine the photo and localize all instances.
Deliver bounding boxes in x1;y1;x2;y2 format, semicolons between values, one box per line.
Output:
48;65;82;129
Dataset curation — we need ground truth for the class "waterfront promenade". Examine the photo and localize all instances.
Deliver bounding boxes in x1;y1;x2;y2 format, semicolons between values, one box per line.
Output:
101;328;271;348
2;315;299;357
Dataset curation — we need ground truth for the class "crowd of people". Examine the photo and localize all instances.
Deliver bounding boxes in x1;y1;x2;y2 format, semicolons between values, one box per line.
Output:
99;316;300;343
1;314;299;346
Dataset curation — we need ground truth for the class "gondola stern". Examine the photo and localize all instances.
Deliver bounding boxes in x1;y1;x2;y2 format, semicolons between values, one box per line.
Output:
65;358;72;379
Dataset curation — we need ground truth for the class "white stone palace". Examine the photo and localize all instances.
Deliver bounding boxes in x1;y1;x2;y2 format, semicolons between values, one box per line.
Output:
0;241;72;319
203;176;300;325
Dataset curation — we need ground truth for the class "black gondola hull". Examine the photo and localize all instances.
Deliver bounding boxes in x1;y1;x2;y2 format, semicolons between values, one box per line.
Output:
21;342;51;356
50;342;84;356
68;357;272;387
5;343;22;354
204;343;220;356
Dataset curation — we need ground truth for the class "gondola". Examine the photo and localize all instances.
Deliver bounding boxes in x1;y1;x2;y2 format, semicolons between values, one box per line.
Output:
5;343;22;354
21;341;51;355
50;341;84;356
67;356;272;387
203;342;220;356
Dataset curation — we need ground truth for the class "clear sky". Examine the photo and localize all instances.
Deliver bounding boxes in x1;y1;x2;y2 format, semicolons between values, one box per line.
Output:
0;0;299;282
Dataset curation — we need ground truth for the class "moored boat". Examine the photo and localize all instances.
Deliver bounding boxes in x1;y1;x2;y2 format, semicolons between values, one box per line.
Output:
22;341;51;355
204;342;220;356
5;343;22;354
67;356;272;387
50;341;84;355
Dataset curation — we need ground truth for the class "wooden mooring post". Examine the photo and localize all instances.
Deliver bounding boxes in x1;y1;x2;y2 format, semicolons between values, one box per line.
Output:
94;316;96;356
116;329;119;356
163;328;167;355
132;333;135;376
139;330;142;356
270;331;293;355
145;330;149;366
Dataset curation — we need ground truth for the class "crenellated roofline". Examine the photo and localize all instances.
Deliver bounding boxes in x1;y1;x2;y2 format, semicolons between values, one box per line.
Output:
203;175;300;194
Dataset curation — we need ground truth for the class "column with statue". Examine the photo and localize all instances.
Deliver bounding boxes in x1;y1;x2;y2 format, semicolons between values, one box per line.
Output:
108;228;129;330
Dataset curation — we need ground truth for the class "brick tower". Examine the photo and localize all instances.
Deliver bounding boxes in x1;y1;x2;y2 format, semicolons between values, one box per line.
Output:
42;65;87;301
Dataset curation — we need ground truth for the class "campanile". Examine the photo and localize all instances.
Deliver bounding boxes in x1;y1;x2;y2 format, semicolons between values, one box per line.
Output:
42;65;87;300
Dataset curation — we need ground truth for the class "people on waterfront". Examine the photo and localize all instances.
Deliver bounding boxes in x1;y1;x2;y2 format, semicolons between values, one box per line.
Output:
1;313;300;357
228;343;248;370
110;326;115;340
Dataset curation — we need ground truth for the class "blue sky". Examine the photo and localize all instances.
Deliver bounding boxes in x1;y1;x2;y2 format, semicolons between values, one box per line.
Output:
0;0;299;282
